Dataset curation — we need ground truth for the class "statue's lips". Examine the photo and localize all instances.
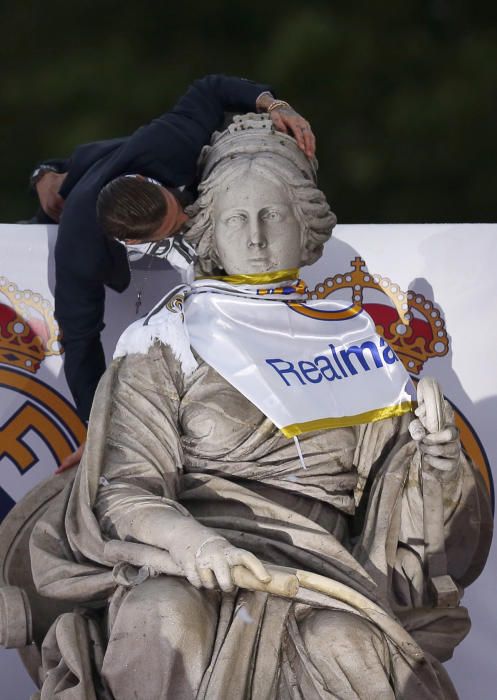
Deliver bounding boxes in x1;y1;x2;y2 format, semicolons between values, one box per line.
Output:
247;254;268;263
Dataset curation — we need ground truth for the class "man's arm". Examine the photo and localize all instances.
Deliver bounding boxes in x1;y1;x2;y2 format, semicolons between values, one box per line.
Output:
54;234;107;423
31;139;128;215
33;171;67;222
128;74;313;187
169;75;315;158
54;177;132;424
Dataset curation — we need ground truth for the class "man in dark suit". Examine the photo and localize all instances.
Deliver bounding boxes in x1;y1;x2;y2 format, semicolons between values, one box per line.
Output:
31;74;315;467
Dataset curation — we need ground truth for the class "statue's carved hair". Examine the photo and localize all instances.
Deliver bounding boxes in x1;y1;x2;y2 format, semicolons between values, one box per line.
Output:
184;155;337;275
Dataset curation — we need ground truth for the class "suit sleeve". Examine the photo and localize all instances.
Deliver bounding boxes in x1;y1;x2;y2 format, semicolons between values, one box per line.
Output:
54;265;106;423
58;138;127;200
54;197;110;422
127;74;273;186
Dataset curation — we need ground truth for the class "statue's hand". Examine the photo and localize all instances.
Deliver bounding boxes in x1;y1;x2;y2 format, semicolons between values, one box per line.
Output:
195;538;271;592
167;522;271;592
409;399;461;478
418;421;461;476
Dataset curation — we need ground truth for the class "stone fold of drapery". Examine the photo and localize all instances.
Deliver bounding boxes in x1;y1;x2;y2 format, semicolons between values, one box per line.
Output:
28;339;491;699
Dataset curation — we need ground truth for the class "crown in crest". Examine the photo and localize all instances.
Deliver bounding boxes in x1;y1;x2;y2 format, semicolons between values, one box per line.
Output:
307;257;448;374
0;277;62;374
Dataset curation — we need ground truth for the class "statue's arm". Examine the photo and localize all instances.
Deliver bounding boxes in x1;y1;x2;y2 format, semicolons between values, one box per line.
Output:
92;344;188;533
93;343;270;591
395;400;492;605
354;407;491;606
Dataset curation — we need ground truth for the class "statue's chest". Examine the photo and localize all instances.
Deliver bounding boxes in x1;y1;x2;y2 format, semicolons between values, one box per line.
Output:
179;362;358;483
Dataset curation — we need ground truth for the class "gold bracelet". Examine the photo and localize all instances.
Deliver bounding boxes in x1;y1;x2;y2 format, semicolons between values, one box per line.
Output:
267;99;291;113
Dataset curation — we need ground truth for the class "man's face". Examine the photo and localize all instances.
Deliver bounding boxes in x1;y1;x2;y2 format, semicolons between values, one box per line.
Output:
213;171;302;275
125;187;189;244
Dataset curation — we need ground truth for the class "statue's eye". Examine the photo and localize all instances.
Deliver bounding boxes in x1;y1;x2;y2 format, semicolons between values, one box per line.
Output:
261;209;284;222
225;213;247;226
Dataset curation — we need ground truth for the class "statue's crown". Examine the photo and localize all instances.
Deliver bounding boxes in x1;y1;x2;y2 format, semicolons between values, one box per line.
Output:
199;113;318;182
308;257;448;374
0;277;62;373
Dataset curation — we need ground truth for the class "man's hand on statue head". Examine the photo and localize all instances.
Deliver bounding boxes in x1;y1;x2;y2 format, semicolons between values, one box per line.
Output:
255;93;316;158
269;107;316;159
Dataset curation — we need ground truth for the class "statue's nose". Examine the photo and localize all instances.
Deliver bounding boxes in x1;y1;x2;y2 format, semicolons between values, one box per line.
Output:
247;218;267;248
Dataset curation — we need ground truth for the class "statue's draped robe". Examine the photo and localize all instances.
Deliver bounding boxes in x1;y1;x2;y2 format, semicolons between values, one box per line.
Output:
30;342;491;700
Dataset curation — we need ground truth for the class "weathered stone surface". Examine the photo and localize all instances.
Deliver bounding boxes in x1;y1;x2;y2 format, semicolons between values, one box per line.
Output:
1;116;492;698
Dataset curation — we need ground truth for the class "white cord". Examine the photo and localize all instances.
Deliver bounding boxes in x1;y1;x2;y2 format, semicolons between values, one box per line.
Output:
293;436;307;470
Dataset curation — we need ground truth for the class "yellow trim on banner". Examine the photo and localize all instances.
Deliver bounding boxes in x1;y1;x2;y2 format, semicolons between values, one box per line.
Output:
199;269;299;285
281;402;413;438
288;302;362;320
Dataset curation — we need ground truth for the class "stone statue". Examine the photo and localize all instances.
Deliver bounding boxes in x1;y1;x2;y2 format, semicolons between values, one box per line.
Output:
0;115;492;700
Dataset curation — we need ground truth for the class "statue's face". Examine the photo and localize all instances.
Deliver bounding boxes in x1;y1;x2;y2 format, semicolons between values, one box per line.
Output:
213;171;302;275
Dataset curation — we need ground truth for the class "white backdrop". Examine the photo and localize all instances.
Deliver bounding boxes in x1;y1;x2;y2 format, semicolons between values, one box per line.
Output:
0;224;494;699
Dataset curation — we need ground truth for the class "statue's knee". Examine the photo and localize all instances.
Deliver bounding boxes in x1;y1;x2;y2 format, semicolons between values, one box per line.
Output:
113;576;218;646
300;609;384;654
104;578;218;697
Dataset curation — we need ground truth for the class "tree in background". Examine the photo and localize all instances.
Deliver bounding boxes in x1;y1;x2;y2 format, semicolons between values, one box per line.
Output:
2;0;496;223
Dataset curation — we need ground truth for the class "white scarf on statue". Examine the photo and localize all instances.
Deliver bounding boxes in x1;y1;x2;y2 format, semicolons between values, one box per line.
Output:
115;270;413;438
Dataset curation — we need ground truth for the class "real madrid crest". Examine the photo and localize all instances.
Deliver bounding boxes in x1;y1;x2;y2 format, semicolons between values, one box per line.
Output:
0;277;86;520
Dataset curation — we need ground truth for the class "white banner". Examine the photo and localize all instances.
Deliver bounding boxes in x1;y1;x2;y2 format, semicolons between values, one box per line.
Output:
0;223;495;699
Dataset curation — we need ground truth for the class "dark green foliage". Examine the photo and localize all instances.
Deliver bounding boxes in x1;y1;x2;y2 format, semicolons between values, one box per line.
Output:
2;1;496;222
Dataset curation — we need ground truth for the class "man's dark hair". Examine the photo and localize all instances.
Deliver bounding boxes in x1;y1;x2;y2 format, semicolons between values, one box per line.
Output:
97;176;167;241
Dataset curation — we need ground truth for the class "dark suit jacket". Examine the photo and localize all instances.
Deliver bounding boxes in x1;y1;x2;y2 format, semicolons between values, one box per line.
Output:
50;75;271;421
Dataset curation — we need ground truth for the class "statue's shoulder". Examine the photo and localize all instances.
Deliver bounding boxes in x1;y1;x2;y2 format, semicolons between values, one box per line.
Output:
113;286;198;376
